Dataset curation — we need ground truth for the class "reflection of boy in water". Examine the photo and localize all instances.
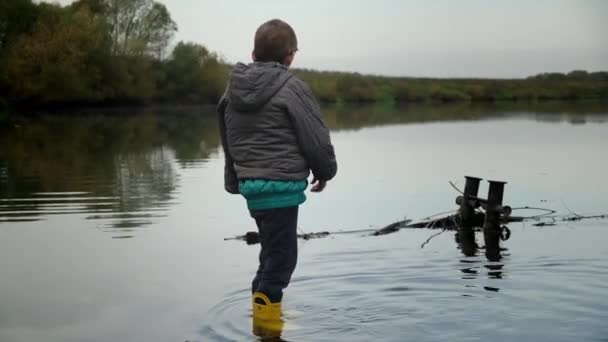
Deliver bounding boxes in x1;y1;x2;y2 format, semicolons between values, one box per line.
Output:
217;19;337;335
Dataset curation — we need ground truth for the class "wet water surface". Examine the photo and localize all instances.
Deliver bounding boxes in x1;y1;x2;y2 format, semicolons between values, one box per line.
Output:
0;102;607;341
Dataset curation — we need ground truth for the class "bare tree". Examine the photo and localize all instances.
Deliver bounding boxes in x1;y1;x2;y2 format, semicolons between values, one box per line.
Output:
104;0;176;58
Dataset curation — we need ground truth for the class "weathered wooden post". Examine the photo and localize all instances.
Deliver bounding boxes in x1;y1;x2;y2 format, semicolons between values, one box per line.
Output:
456;176;482;230
483;180;506;261
455;176;481;256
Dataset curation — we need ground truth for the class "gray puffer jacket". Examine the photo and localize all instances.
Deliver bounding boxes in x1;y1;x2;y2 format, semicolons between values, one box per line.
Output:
217;62;337;194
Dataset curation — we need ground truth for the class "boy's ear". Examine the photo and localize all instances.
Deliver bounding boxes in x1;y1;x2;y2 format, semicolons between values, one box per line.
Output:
251;51;257;62
282;52;294;67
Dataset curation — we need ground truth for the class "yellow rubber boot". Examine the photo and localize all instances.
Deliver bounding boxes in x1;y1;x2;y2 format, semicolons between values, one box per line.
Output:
252;292;284;338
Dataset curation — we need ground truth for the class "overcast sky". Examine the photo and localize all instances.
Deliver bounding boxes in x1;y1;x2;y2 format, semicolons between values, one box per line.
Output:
53;0;607;78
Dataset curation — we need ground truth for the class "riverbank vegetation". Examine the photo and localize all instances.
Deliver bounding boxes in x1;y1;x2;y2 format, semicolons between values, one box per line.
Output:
295;69;608;103
0;0;228;108
1;0;607;110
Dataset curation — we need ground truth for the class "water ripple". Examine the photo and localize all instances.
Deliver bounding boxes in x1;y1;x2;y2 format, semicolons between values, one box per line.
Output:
199;230;608;341
0;174;177;238
199;289;253;342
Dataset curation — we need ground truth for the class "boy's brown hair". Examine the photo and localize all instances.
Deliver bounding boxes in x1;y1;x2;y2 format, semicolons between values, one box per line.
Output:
254;19;298;63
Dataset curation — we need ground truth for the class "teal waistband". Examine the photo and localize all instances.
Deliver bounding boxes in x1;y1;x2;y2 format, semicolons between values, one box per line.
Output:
239;179;307;210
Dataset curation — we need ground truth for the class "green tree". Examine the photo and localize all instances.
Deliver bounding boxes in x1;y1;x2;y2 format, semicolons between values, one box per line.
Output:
567;70;589;80
163;42;228;103
336;74;377;102
393;81;427;102
0;0;39;53
0;0;40;102
5;3;108;103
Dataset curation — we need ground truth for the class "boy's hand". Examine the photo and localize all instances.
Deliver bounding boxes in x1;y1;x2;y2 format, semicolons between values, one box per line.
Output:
311;178;327;193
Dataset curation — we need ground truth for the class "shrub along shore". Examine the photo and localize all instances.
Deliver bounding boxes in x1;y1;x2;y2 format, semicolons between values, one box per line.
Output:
1;0;606;111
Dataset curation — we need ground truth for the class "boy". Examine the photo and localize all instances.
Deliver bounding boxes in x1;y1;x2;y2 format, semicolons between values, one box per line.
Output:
217;19;337;333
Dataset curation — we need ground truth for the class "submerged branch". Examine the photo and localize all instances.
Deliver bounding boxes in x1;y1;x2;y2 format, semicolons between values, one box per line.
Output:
224;207;607;245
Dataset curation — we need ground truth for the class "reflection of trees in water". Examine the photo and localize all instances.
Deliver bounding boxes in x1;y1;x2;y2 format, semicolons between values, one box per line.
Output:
106;147;177;231
0;161;7;181
114;147;176;209
0;103;606;230
323;101;608;131
0;109;220;235
160;109;221;166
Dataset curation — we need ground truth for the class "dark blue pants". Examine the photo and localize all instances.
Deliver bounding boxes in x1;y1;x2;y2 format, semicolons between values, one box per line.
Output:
249;206;299;303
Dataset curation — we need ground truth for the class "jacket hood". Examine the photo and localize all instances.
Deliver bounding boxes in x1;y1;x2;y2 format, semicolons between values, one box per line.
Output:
227;62;293;111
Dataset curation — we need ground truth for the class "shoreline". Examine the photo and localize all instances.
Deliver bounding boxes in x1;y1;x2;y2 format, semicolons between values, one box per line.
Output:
2;98;606;117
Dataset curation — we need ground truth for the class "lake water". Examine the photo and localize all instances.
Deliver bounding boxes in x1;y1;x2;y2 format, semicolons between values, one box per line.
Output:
1;102;607;342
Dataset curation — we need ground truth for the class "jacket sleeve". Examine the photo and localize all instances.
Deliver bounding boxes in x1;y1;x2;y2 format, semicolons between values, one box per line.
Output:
217;94;239;194
286;80;338;181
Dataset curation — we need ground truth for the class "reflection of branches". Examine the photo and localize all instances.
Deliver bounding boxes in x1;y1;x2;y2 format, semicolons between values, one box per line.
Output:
421;228;447;248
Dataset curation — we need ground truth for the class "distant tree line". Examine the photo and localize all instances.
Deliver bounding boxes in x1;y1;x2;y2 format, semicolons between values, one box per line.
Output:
0;0;228;108
294;69;608;104
0;0;606;111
